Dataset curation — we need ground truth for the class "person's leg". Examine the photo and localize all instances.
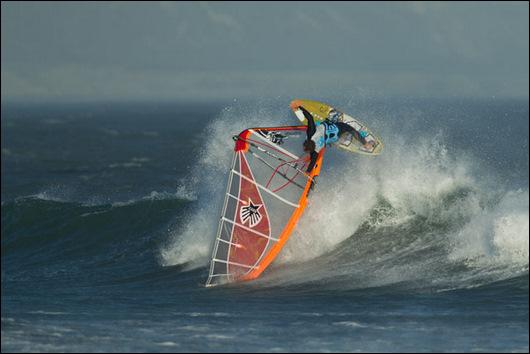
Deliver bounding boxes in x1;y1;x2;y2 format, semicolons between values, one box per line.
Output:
336;122;366;145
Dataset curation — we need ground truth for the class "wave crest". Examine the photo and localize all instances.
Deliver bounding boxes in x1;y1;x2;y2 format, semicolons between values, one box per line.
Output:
159;103;529;290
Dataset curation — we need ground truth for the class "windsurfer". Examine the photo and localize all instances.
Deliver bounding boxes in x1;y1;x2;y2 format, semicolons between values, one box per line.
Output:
296;105;374;172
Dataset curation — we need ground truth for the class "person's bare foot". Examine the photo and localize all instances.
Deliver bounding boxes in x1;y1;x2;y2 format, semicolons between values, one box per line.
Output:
363;141;375;150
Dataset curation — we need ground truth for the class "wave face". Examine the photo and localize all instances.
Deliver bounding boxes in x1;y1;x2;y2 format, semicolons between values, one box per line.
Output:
2;99;528;353
1;192;193;286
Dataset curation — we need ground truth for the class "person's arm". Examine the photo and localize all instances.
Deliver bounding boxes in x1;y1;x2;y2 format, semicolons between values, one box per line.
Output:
306;150;318;173
298;106;318;173
300;106;316;139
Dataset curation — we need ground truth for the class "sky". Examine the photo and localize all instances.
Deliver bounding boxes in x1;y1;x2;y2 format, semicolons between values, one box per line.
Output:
1;1;529;102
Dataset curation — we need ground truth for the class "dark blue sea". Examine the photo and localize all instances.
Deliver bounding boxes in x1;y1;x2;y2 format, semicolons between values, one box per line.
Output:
2;97;528;352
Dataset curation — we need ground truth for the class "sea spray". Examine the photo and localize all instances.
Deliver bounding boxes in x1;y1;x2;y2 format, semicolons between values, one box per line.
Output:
159;101;529;291
160;101;288;269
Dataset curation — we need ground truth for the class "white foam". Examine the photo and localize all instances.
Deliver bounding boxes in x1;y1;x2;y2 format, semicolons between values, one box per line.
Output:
333;321;368;328
160;101;286;268
111;189;197;208
159;101;528;289
449;189;529;269
156;341;180;347
25;185;74;204
108;157;150;169
279;132;476;264
27;311;70;315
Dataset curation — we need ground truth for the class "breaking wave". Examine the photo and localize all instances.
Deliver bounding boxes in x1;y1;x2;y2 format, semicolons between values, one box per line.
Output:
159;101;528;291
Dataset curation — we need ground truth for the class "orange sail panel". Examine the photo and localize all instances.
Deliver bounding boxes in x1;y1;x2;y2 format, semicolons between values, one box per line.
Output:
205;126;325;287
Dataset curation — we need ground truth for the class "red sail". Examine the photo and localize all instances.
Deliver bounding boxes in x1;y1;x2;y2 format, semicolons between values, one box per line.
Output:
228;152;270;277
205;126;324;287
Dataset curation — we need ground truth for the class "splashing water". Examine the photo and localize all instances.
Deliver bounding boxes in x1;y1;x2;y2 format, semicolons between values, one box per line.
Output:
160;100;529;291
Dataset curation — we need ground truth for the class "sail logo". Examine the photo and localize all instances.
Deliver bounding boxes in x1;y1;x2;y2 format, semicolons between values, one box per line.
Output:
240;198;262;228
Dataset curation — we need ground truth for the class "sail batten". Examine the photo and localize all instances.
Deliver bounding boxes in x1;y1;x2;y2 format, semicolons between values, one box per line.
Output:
205;126;325;287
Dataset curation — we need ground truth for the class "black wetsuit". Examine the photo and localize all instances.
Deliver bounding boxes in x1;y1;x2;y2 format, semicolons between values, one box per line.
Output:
301;107;319;173
336;121;366;145
302;106;367;173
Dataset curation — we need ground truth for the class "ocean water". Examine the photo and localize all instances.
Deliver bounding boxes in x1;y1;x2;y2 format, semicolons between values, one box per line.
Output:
1;97;528;352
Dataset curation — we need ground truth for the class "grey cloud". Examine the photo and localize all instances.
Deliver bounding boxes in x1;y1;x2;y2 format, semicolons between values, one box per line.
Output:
1;1;528;102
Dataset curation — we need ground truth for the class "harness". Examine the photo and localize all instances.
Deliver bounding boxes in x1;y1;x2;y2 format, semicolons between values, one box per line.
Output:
320;121;340;145
312;120;341;152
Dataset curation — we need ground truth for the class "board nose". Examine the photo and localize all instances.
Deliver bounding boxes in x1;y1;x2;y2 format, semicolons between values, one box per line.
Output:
290;99;303;111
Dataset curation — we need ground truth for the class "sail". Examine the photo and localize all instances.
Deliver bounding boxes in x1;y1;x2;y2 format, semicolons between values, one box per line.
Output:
205;126;325;287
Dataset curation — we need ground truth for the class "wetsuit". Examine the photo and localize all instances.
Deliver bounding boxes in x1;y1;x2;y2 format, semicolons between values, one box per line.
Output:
301;106;369;172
